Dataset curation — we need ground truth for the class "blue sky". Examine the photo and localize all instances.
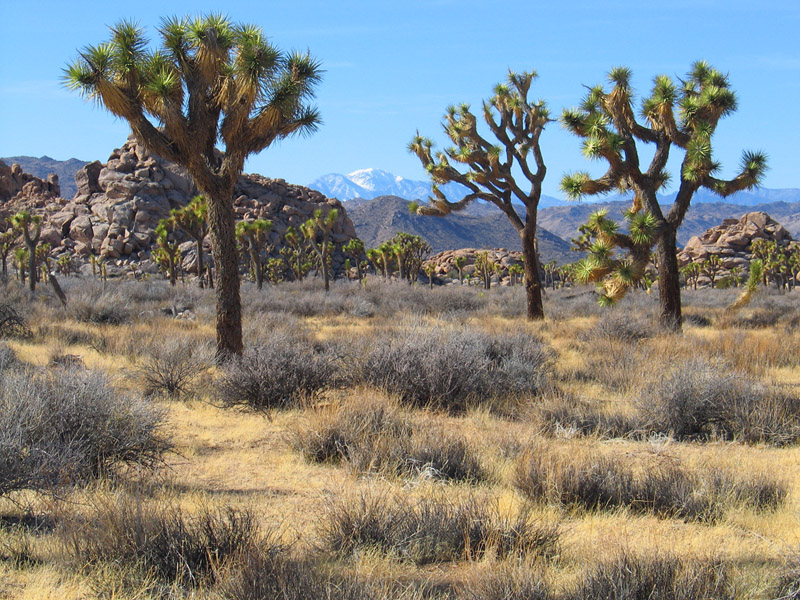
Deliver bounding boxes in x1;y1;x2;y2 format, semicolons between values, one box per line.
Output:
1;0;797;198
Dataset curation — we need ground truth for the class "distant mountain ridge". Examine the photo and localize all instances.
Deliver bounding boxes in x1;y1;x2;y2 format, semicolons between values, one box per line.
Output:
346;195;575;265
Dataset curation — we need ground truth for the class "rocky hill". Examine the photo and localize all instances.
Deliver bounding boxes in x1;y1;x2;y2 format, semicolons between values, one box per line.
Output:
677;212;795;282
0;156;88;200
0;136;358;278
346;195;576;265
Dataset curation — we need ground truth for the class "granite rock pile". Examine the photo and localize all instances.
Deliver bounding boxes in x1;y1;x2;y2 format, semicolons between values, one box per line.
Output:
1;135;358;278
678;212;793;271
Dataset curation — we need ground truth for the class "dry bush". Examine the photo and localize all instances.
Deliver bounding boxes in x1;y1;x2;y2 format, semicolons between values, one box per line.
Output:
60;494;261;588
221;551;442;600
580;310;656;343
458;563;552;600
0;303;32;340
214;333;344;411
135;337;213;398
639;359;800;445
319;491;559;565
532;393;639;439
292;400;485;482
0;368;171;498
70;288;133;325
564;553;733;600
514;445;785;522
358;326;551;412
0;341;18;371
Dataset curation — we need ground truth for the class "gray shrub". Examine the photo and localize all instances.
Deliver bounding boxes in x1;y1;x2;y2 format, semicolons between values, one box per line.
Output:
359;326;551;412
0;368;171;497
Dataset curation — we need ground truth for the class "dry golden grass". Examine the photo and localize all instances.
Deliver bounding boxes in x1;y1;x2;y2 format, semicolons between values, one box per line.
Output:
2;282;800;598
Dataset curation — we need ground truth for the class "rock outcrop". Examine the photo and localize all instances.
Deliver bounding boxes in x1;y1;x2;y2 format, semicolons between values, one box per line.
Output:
4;135;358;277
677;211;795;278
424;248;524;285
0;160;60;204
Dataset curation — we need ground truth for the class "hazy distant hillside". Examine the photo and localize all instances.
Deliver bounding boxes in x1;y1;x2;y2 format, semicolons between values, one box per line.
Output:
346;195;575;265
1;155;88;199
539;200;800;246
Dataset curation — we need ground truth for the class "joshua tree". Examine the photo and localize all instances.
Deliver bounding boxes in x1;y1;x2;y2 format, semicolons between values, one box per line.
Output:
701;255;723;288
236;218;272;290
453;255;467;284
366;248;385;279
171;195;209;287
13;248;27;285
0;227;17;281
390;232;430;283
301;209;338;292
409;70;549;319
561;62;766;330
474;251;496;290
423;262;436;289
681;260;701;290
65;15;322;357
377;241;394;279
508;263;524;286
153;218;181;285
11;212;42;292
280;226;311;282
343;237;365;283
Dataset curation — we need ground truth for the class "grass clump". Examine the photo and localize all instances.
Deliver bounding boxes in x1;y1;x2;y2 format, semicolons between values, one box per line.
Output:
292;399;485;482
319;491;559;565
640;359;800;445
564;553;734;600
60;494;261;588
0;368;171;498
514;444;786;522
359;325;551;412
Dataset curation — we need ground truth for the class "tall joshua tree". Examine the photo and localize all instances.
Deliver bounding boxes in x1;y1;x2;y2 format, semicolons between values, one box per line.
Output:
11;212;41;292
64;15;321;357
171;195;209;287
561;62;766;330
302;208;338;292
236;218;272;290
409;70;549;320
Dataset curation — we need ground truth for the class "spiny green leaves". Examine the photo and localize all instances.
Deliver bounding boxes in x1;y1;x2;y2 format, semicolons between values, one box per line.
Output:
560;172;592;200
608;66;633;88
110;19;147;74
188;13;234;51
740;150;768;179
626;210;657;245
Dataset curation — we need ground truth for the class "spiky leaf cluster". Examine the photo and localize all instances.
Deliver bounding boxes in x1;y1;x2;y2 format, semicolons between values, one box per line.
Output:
64;14;322;186
571;209;657;305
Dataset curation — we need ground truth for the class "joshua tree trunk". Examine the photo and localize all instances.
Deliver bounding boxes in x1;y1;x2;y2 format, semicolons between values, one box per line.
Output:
520;213;544;320
248;245;263;290
656;226;682;331
26;241;37;292
195;237;205;288
205;187;243;358
321;240;330;292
